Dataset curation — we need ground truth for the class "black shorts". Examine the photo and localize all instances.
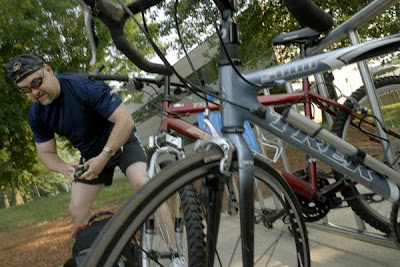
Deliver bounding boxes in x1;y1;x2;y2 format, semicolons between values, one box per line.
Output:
74;135;147;186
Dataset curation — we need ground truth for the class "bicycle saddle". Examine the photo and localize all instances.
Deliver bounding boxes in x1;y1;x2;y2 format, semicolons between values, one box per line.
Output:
272;27;321;45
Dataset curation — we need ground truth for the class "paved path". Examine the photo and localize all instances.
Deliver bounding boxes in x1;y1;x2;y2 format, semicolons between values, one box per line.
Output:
215;207;400;266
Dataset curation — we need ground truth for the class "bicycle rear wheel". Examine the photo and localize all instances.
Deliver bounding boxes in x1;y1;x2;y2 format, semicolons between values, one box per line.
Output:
83;149;310;267
332;76;400;234
139;183;204;267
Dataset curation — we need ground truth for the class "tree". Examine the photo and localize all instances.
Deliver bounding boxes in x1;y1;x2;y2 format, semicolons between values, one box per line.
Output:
1;186;10;208
151;0;400;68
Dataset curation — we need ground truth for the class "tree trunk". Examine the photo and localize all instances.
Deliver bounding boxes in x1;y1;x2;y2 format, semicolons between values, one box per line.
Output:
1;188;10;209
10;180;24;205
33;184;41;199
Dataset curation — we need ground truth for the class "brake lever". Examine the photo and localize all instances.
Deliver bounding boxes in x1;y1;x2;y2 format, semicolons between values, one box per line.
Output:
77;0;98;66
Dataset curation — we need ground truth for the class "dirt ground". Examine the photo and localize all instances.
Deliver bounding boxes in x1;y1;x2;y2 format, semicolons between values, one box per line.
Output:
0;204;121;267
0;217;75;267
0;129;378;266
0;150;324;267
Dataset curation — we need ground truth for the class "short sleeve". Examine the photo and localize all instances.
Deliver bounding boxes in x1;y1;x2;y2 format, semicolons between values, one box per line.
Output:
28;106;54;143
84;81;123;119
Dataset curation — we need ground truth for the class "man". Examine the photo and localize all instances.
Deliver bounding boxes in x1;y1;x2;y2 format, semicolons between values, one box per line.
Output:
6;54;149;235
7;54;188;266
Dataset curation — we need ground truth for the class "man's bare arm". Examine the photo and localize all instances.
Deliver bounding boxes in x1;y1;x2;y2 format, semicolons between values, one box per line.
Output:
36;138;77;180
80;103;134;179
103;103;135;155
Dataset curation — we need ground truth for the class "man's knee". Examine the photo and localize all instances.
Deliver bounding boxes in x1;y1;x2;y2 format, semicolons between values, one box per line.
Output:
126;162;147;190
69;201;89;220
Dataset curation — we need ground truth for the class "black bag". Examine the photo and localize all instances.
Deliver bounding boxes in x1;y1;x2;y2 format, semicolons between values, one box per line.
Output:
64;211;139;267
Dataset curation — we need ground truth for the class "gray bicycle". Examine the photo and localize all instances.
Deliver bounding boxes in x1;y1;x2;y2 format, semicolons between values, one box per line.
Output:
78;0;400;266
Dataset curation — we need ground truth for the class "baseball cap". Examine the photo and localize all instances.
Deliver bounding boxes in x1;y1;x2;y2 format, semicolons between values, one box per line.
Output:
6;54;44;83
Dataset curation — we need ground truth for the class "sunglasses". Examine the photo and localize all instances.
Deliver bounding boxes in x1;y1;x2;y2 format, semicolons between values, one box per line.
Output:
18;68;45;93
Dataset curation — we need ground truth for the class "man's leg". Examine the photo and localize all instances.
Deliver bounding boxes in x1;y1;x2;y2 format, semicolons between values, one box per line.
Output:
125;162;178;250
125;161;147;190
69;181;104;234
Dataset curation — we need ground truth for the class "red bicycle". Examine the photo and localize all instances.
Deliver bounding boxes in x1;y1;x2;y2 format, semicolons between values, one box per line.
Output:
90;61;400;236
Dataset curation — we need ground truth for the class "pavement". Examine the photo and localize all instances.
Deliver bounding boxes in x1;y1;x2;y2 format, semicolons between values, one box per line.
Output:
214;205;400;266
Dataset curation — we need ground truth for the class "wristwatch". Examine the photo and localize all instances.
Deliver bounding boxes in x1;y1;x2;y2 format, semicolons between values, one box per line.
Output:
103;146;116;156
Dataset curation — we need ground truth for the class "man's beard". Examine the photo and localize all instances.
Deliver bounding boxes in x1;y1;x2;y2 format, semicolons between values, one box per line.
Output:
40;98;53;105
36;93;53;105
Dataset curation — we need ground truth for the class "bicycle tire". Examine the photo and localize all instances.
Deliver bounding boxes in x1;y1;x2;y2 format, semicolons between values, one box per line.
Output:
390;201;400;246
83;149;310;266
332;75;400;234
138;183;205;267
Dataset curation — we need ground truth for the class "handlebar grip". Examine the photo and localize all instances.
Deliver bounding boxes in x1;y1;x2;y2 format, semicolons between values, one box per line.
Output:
283;0;333;32
89;74;130;82
90;73;144;90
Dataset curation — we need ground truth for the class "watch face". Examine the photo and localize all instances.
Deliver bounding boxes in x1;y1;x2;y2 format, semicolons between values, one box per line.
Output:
104;147;115;156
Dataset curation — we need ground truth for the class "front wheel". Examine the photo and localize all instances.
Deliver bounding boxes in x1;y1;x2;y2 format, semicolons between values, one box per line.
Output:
83;149;310;266
332;76;400;234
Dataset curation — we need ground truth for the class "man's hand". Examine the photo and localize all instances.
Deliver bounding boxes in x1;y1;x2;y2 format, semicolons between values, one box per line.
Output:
78;153;109;180
60;163;81;181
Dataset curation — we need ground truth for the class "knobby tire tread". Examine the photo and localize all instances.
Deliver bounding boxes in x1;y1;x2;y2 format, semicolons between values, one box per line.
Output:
332;75;400;235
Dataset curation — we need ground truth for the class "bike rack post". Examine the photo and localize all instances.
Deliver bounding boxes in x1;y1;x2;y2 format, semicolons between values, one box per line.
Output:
314;73;334;126
307;220;398;249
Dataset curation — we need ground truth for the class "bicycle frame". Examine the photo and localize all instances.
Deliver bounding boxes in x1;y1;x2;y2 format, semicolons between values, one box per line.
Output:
200;0;400;264
79;0;400;265
158;76;400;198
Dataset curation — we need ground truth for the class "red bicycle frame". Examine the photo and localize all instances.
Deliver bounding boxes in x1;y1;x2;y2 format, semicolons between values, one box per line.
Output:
159;85;356;201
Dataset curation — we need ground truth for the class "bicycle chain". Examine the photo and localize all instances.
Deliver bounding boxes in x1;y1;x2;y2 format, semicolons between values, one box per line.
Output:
294;169;333;222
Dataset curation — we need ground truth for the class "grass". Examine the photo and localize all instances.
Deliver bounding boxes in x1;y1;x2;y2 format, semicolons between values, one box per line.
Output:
0;178;133;232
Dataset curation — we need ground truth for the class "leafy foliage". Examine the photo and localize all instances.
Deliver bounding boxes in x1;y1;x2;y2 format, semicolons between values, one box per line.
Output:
151;0;400;68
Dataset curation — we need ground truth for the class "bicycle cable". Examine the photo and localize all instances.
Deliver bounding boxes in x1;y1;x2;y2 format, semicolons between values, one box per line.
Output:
146;82;161;98
117;0;255;114
357;113;393;144
173;0;204;92
134;0;222;107
173;0;213;116
141;90;164;115
201;0;265;89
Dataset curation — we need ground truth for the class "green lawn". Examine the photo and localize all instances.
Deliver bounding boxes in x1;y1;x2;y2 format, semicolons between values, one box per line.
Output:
0;178;133;232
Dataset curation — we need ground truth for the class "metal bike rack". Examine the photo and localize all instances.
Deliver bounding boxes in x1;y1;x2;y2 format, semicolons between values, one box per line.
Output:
219;0;400;252
306;220;398;250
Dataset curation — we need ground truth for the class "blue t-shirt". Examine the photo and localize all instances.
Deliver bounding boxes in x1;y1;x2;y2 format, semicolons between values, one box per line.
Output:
28;73;126;159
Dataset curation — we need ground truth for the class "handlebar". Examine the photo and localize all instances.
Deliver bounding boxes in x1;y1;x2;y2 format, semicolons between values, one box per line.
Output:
89;71;185;89
89;71;220;95
283;0;333;32
80;0;333;74
82;0;172;75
